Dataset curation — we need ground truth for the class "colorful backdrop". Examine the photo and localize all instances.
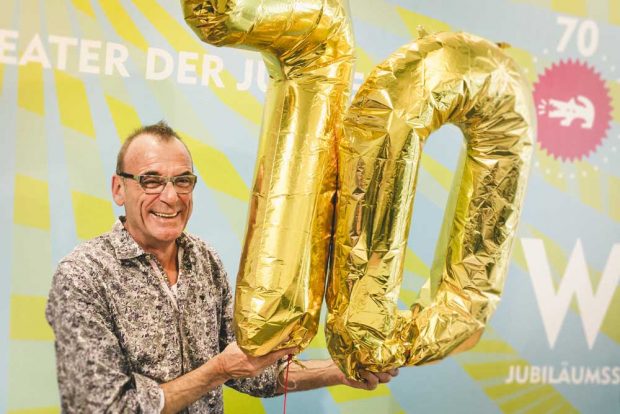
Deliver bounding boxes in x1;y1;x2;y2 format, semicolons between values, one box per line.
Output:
1;0;619;413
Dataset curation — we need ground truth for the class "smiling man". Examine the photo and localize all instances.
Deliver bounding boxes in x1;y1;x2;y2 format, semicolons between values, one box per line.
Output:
46;122;397;414
111;125;196;289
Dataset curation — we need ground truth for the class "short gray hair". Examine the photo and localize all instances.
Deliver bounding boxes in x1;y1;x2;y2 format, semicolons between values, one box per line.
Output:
115;121;192;173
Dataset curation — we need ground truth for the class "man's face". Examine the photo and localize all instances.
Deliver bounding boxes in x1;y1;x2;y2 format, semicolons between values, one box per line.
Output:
112;134;194;251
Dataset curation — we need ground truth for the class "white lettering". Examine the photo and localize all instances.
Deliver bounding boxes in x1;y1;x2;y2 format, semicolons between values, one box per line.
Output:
145;47;174;81
585;367;600;384
505;364;515;383
549;366;559;384
177;51;198;84
576;20;598;57
505;364;620;385
0;29;19;64
79;39;101;74
48;35;78;70
0;32;236;86
557;362;570;384
556;16;578;53
515;365;527;384
257;60;268;93
18;33;51;67
104;42;129;77
600;366;611;385
521;238;620;348
571;366;584;384
237;58;253;91
201;54;224;87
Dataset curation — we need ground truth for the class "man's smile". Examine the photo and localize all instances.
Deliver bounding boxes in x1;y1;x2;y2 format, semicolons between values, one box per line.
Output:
151;211;180;218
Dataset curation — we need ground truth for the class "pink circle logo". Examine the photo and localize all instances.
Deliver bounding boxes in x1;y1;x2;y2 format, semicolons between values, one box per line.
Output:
533;60;612;161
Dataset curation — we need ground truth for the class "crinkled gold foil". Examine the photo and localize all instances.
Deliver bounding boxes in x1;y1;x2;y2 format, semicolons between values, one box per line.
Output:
182;0;354;355
326;31;534;379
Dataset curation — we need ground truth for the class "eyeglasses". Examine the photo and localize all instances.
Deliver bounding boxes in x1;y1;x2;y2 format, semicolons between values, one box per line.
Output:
117;172;197;194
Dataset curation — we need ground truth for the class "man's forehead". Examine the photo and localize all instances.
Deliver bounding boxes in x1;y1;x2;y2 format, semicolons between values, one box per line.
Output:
124;134;192;169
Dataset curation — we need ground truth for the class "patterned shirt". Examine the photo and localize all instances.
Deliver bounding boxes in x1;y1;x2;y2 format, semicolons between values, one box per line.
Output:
46;219;280;413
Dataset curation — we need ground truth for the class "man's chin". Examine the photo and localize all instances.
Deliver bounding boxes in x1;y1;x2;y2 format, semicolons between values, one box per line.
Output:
148;223;185;242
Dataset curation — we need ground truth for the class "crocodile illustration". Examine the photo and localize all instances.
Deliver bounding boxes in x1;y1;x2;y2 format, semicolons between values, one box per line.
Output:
538;95;595;129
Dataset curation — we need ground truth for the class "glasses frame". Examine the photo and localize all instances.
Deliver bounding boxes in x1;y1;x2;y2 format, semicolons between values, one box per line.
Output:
117;172;198;194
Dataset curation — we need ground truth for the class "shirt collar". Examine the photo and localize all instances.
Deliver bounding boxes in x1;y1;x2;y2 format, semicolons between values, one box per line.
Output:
109;217;194;260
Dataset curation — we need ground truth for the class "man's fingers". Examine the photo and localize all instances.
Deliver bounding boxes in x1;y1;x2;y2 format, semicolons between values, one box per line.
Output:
376;372;392;383
359;371;379;390
358;368;399;387
264;346;297;364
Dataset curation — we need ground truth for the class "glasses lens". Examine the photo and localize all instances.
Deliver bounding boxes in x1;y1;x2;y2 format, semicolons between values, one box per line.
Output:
173;175;196;194
140;176;166;194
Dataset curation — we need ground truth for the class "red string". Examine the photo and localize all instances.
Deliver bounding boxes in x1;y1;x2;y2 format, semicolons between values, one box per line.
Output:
282;354;292;414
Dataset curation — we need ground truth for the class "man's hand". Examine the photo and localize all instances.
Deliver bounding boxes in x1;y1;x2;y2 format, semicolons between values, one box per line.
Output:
216;342;296;380
275;359;400;393
338;368;400;390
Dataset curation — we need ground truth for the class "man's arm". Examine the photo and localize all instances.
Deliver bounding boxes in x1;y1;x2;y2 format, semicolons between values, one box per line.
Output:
161;351;399;413
47;261;164;412
275;360;399;393
47;258;295;413
160;342;294;414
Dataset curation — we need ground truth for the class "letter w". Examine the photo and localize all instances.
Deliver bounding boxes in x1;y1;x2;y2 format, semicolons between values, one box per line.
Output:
521;238;620;349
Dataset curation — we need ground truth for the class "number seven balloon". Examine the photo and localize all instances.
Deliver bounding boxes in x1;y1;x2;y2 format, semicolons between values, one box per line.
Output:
183;0;355;355
183;1;534;378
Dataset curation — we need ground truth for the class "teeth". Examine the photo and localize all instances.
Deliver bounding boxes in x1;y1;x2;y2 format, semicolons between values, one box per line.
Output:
153;212;178;218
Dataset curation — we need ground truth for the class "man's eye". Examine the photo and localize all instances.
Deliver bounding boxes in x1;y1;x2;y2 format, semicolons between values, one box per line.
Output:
175;176;193;187
141;176;164;188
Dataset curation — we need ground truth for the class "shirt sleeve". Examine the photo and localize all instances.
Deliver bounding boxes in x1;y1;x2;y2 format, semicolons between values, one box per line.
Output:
46;259;163;413
208;248;282;398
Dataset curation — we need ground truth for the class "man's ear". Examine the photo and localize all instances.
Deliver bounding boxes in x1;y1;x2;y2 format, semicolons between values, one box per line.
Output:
111;175;125;206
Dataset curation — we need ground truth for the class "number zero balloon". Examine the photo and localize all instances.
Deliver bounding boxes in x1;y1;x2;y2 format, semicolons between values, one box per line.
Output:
325;30;534;379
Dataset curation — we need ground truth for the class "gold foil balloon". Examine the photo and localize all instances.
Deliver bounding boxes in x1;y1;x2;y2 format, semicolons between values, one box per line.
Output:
325;31;534;379
182;0;354;355
183;0;533;375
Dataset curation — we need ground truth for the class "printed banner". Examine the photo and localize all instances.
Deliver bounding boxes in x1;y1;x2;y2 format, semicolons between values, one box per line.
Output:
0;0;618;413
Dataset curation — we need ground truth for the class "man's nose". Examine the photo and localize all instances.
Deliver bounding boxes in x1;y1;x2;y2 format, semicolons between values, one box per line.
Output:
159;181;179;201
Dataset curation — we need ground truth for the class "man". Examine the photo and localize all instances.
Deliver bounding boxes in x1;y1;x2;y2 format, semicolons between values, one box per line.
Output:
46;122;398;413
